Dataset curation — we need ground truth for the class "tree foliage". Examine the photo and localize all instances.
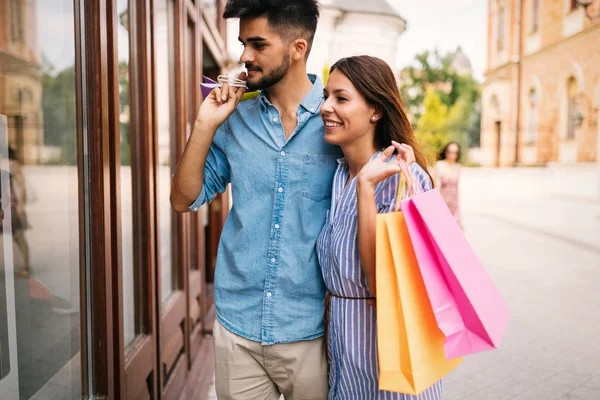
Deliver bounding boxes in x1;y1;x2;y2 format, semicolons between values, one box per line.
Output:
400;50;481;160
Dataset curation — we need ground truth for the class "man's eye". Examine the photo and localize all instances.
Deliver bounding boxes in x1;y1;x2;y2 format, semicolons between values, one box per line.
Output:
254;44;265;49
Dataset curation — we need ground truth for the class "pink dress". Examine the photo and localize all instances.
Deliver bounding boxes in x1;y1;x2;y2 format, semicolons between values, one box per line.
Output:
436;163;462;228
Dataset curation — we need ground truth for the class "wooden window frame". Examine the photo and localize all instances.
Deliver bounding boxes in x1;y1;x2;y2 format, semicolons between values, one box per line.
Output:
80;0;228;398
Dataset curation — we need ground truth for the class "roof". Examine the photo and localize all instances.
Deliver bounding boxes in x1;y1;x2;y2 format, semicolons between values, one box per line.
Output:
329;0;405;21
450;46;473;74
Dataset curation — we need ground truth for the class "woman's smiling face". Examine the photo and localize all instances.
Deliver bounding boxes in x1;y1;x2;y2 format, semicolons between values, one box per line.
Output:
320;70;378;147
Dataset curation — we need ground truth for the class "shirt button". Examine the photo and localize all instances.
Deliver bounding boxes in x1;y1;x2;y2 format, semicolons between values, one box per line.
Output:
278;187;283;193
271;258;276;263
272;117;278;123
280;151;286;156
275;224;280;229
266;292;272;297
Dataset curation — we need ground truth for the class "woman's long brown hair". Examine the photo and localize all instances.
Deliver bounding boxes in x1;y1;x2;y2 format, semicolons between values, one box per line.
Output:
330;55;433;183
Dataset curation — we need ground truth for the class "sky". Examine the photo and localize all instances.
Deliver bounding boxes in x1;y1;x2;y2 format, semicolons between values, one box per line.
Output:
388;0;488;81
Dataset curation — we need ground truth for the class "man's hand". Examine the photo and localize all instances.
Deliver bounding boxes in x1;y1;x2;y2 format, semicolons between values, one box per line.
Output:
196;72;247;129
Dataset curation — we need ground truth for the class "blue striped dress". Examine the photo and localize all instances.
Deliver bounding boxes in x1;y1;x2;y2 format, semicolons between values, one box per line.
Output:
317;153;443;400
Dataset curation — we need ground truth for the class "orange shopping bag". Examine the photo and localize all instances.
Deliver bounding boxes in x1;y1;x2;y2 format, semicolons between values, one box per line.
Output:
376;173;462;395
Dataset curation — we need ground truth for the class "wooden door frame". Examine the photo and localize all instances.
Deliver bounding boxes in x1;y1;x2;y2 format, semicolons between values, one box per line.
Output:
80;0;228;398
124;0;161;397
80;0;160;398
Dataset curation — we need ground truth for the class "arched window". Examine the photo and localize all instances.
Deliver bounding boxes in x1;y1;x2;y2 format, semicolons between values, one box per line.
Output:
570;0;578;11
528;88;538;143
532;0;540;32
497;5;506;51
490;95;500;115
567;77;578;140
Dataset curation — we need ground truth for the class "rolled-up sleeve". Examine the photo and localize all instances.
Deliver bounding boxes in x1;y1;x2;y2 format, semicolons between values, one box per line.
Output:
189;121;231;211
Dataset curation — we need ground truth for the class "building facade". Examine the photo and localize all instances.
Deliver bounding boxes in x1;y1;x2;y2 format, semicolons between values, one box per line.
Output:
0;0;229;399
309;0;406;77
481;0;600;166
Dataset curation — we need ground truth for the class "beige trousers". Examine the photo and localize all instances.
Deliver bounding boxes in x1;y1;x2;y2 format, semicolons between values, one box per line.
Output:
213;320;328;400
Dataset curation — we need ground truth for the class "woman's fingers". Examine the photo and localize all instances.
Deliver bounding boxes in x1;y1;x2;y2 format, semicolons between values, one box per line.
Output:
402;144;416;164
380;145;395;160
391;141;416;165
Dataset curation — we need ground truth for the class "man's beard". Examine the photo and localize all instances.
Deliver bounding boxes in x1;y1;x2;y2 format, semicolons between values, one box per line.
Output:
246;54;290;91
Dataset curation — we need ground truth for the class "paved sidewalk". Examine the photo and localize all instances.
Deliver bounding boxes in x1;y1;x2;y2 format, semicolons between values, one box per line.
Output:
444;167;600;400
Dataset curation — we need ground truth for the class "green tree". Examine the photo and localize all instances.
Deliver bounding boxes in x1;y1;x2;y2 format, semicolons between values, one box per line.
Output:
119;61;132;166
401;49;481;160
42;65;78;165
415;89;450;161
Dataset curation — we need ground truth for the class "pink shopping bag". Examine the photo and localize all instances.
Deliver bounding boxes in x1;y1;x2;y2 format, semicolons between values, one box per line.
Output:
398;162;509;359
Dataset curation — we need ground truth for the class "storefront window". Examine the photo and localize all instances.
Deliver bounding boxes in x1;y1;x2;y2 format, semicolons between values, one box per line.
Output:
117;0;137;348
203;0;219;28
155;0;176;304
0;0;81;398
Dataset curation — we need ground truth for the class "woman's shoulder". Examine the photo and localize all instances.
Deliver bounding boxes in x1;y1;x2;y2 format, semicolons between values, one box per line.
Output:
409;163;433;191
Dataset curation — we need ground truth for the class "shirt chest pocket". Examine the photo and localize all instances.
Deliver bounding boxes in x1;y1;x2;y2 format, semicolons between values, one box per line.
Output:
301;154;339;202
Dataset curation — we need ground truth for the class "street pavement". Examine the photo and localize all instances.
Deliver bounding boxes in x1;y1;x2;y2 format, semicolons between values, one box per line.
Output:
444;167;600;400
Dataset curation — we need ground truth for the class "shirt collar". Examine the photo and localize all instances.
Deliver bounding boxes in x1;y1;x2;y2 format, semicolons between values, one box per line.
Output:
259;74;323;114
337;150;382;165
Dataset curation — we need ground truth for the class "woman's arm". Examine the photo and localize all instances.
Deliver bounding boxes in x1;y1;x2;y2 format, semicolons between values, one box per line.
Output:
355;142;414;298
356;180;378;296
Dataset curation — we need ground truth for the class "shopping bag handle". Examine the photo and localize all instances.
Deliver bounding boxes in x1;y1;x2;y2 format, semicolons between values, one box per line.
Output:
394;172;408;212
394;160;423;212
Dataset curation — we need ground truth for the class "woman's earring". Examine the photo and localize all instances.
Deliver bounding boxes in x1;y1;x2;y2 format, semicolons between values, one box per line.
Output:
371;116;376;122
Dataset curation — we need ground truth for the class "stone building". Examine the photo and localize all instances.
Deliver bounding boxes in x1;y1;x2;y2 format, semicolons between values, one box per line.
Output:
481;0;600;166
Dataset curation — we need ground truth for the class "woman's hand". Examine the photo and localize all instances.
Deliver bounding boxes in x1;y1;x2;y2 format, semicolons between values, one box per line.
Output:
357;142;416;190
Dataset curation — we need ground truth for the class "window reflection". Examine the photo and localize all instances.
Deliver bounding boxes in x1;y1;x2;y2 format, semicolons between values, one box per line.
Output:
155;0;176;304
0;0;81;398
203;0;219;28
118;0;136;348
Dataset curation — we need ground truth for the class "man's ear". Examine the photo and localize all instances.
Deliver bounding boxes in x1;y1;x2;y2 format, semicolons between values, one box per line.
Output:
290;38;308;61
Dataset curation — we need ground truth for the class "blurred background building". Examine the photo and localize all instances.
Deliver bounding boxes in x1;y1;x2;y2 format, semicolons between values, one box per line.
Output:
480;0;600;167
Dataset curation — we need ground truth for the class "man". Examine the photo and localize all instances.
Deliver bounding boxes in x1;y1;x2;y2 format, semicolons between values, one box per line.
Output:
170;1;339;398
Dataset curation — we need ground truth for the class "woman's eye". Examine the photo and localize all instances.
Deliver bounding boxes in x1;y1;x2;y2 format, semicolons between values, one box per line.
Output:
338;97;347;102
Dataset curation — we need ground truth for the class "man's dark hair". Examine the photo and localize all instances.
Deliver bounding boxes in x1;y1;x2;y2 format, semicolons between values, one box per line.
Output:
223;0;320;57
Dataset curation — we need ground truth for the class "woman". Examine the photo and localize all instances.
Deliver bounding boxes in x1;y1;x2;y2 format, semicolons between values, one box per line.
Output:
435;142;462;228
317;55;442;399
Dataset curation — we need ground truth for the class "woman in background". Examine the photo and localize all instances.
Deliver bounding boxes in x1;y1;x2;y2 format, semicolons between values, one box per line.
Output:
435;142;462;228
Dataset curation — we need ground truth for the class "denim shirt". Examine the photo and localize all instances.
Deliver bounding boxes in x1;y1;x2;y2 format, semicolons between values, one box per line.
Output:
190;75;341;344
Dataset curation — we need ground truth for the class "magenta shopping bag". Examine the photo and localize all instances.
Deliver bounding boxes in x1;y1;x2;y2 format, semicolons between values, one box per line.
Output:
397;163;509;359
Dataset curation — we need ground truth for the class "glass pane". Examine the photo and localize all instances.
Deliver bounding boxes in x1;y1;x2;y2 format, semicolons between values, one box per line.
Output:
0;0;81;398
117;0;136;347
202;0;219;28
155;0;175;303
